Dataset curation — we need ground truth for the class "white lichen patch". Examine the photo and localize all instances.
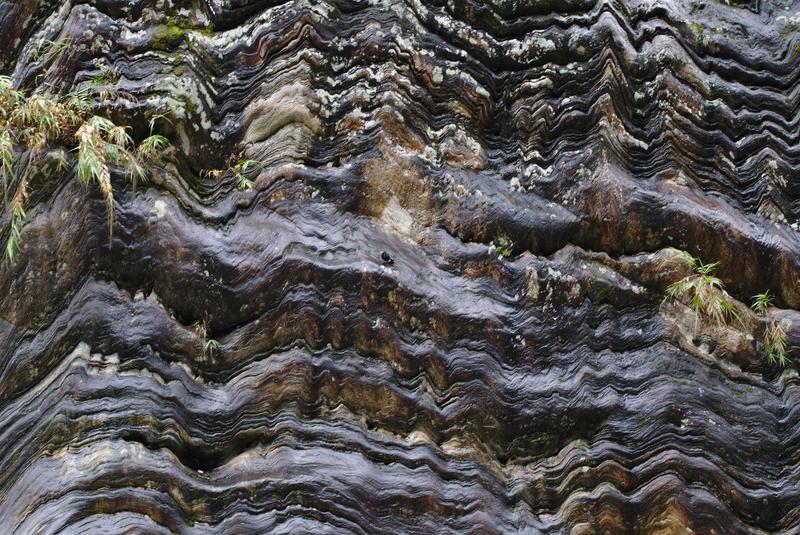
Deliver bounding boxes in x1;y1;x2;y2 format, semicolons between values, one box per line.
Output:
379;197;416;238
151;199;168;220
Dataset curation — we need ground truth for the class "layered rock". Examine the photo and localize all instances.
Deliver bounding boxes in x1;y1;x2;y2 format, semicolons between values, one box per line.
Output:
1;0;799;533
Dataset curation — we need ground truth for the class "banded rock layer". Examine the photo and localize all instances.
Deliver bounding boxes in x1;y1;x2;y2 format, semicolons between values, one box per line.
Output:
1;0;800;533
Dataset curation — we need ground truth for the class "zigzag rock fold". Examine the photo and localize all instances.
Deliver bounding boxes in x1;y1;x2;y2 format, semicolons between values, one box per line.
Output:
1;0;800;533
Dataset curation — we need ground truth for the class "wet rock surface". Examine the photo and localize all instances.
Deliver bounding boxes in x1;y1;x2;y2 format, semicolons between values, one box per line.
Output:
1;0;800;533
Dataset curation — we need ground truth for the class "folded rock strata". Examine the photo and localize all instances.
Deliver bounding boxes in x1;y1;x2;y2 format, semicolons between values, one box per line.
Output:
1;0;799;533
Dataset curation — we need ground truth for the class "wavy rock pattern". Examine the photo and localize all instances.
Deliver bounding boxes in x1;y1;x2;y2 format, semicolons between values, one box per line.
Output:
1;0;800;533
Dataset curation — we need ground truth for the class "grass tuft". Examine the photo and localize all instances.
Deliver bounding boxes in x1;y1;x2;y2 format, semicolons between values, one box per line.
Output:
202;158;262;190
666;251;740;328
751;290;774;316
3;199;26;264
764;320;789;367
204;339;220;356
1;78;170;261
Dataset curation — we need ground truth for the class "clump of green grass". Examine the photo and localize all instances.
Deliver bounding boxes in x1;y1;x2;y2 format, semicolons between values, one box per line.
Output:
234;160;261;190
194;316;222;357
3;202;25;264
0;76;169;263
751;289;790;367
202;158;262;191
764;320;789;367
33;37;70;63
88;63;121;92
751;290;774;315
194;316;221;357
494;236;514;258
666;251;739;328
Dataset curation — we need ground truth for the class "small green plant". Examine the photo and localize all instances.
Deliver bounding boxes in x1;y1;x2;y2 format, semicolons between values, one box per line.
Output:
132;116;170;196
202;158;261;190
751;289;791;368
235;159;261;190
204;338;220;356
33;37;70;63
494;236;514;258
751;290;774;315
666;251;739;327
0;77;169;263
764;320;789;367
194;316;220;356
3;202;25;264
89;63;120;87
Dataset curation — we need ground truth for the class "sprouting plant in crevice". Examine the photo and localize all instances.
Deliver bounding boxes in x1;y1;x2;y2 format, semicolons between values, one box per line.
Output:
751;289;791;367
235;159;261;190
130;115;170;196
89;63;120;88
201;157;262;191
751;290;774;316
73;114;170;246
0;76;170;263
193;316;220;357
89;65;133;104
76;116;129;242
665;251;740;329
764;319;789;367
4;197;25;264
33;36;71;63
494;236;514;259
204;338;221;357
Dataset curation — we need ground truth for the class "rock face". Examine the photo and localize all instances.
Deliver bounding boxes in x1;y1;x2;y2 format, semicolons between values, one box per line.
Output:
1;0;800;533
